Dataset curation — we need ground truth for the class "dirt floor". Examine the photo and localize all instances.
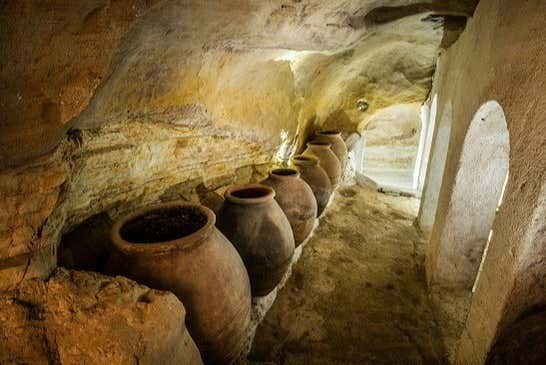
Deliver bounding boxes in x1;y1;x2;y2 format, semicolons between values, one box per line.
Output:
248;183;448;365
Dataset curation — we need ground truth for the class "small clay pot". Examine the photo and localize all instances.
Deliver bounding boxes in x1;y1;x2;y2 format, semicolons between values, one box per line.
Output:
261;168;317;246
315;130;348;171
107;202;251;364
292;155;332;216
216;184;295;297
302;141;342;187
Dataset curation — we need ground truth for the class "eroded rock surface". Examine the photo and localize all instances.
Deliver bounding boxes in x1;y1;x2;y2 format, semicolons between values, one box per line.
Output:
1;0;477;169
0;268;203;365
0;0;477;291
0;121;270;291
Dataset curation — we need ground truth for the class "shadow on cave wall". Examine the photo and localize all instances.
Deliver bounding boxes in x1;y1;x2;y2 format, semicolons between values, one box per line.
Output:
321;110;356;136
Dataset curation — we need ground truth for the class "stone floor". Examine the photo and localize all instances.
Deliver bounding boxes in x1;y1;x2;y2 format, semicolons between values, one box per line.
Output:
248;183;448;365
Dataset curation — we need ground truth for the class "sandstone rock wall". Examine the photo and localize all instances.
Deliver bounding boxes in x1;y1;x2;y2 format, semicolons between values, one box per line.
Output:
0;0;163;168
0;0;477;171
0;121;271;291
0;268;203;364
0;0;471;293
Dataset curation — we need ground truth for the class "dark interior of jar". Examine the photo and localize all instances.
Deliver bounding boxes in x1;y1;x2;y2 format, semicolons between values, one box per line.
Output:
120;206;207;243
272;168;297;176
231;187;271;199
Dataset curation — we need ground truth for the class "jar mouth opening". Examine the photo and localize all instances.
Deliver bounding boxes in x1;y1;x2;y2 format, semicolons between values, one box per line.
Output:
271;168;299;177
225;184;275;204
111;202;216;252
318;130;340;136
119;205;208;244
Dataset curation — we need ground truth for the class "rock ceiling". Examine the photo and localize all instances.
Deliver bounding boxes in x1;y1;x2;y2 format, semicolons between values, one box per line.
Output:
0;0;478;169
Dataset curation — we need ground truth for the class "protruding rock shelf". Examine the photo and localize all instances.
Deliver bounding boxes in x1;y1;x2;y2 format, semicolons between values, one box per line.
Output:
0;268;203;364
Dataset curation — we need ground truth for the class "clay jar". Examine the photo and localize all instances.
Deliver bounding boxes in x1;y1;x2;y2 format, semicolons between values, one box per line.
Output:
261;168;317;246
315;130;348;171
292;155;332;216
107;202;251;364
216;184;295;297
302;141;342;187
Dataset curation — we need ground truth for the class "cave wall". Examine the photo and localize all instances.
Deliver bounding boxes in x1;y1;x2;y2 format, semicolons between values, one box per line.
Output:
0;0;459;291
0;120;271;291
0;0;163;168
1;0;452;170
418;0;546;362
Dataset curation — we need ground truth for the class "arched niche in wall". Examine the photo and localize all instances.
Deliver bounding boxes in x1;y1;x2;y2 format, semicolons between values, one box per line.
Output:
432;101;509;289
418;101;452;236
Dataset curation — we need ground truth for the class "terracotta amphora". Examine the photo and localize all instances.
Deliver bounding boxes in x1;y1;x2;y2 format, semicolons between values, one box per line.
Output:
216;184;295;297
302;141;342;187
292;155;332;216
107;202;251;364
261;168;317;246
315;130;348;171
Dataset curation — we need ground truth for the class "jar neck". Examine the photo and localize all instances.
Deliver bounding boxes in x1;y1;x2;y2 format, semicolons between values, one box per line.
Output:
292;155;319;167
307;143;331;151
269;168;300;181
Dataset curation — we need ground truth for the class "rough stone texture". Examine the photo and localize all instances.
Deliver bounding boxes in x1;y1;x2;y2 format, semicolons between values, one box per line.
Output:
0;121;271;291
0;0;476;295
0;0;477;170
0;268;203;365
0;0;479;297
429;287;472;363
0;156;67;290
249;183;447;364
416;0;546;363
75;5;445;154
0;0;162;168
486;310;546;365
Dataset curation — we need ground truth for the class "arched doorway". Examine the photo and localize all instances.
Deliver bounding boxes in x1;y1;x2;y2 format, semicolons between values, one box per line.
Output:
431;101;509;289
360;104;422;194
418;101;452;236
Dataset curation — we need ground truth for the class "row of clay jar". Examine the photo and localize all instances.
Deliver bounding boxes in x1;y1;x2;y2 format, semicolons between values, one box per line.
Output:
105;130;348;364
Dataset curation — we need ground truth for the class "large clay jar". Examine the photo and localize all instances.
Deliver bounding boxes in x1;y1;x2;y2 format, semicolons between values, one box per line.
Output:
315;130;348;171
107;202;251;364
302;141;342;187
292;155;332;216
261;168;317;246
216;184;295;297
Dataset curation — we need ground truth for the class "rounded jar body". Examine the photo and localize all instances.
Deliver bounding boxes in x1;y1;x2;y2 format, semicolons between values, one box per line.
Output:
107;202;252;364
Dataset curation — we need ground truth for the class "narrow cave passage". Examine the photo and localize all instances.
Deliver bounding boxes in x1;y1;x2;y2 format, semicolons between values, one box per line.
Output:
249;183;446;364
2;1;545;364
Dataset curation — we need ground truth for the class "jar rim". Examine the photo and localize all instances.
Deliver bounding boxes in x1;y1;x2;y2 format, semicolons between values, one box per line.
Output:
111;201;215;254
225;183;275;205
270;168;300;178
